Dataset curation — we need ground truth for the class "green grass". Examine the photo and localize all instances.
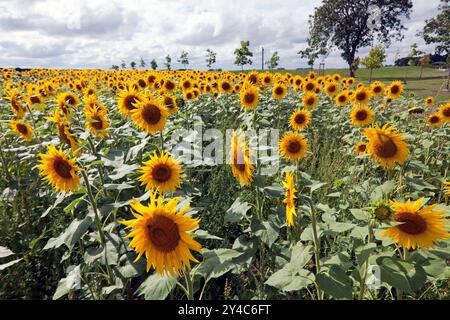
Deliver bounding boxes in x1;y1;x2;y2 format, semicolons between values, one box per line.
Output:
288;66;450;104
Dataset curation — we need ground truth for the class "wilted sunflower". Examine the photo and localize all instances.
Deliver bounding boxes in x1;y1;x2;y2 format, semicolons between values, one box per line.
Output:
363;124;409;169
239;85;259;110
425;96;434;106
289;108;311;131
122;191;202;275
117;88;142;117
160;94;179;115
9;119;33;141
131;97;168;134
438;103;450;122
279;132;308;161
353;87;371;105
335;91;349;106
282;171;297;227
85;105;109;138
37;145;80;192
139;152;183;193
302;92;318;109
272;83;287;100
230;131;254;186
383;198;449;250
354;141;368;155
350;105;374;127
9;90;26;118
427;113;442;127
386;81;404;99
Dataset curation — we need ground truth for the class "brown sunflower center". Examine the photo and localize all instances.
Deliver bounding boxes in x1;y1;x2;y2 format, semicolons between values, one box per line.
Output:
16;123;28;135
264;77;271;84
356;92;367;101
142;104;162;125
30;95;41;104
138;79;147;88
390;85;400;94
338;95;346;103
305;83;314;91
124;95;139;111
249;75;257;84
58;125;70;144
306;97;315;106
429;115;440;124
294;113;306;124
91;116;104;130
165;81;175;91
373;86;382;93
66;95;76;105
275;87;284;95
287;140;302;154
395;212;427;235
358;144;367;152
374;134;398;158
151;164;172;182
355;109;368;121
244;92;255;104
147;215;180;252
221;82;231;91
328;85;336;92
442;107;450;117
53;159;72;179
164;97;174;109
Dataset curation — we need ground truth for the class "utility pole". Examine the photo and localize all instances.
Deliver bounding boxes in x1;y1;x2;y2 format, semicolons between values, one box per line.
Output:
261;47;264;71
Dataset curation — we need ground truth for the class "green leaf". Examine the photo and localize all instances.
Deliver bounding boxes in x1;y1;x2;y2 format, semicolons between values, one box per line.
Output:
250;219;279;247
355;243;377;265
137;273;178;300
53;265;81;300
0;246;14;258
290;243;314;269
263;184;284;198
316;265;353;299
44;215;93;251
104;183;134;190
350;208;370;221
0;258;22;271
265;264;314;292
193;229;223;241
196;249;242;281
370;180;395;201
224;198;251;224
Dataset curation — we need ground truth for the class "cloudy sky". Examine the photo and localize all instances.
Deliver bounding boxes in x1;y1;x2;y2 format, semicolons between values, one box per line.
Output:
0;0;442;70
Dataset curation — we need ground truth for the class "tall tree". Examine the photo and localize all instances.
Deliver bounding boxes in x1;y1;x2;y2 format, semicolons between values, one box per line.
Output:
150;59;158;70
361;45;386;83
178;51;189;69
205;49;217;69
298;46;327;69
164;55;172;70
266;51;280;70
139;57;146;68
420;0;450;88
130;61;137;70
234;40;253;71
302;0;412;77
418;54;431;80
120;60;126;69
111;65;119;70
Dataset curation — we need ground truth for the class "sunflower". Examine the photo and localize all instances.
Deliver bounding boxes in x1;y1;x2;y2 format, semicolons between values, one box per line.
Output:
354;141;368;155
370;81;385;97
362;124;409;169
160;94;179;115
386;81;404;99
9;119;33;141
246;71;260;86
131;97;168;134
9;90;26;118
438;103;450;122
162;78;176;93
289;108;311;131
139;152;183;193
56;92;79;108
230;131;254;186
279;132;308;161
444;181;450;196
335;91;349;106
85;105;109;138
324;82;338;97
282;171;297;227
240;85;259;110
117;88;142;118
219;80;233;94
350;105;374;127
121;191;202;275
57;123;79;152
272;83;287;100
183;89;196;101
353;87;371;105
37;145;80;193
425;96;434;107
302;92;318;109
383;198;449;250
261;73;273;86
303;80;317;92
427;113;442;127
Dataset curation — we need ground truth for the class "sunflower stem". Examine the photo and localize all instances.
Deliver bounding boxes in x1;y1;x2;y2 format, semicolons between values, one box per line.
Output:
160;130;165;153
25;105;42;144
80;169;115;285
0;139;13;182
184;271;195;300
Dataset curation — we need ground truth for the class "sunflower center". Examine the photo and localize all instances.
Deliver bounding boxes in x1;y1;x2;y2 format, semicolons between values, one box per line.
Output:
306;98;315;106
147;215;180;252
390;85;399;94
358;144;367;152
142;104;162;125
442;107;450;117
287;140;301;154
66;95;76;105
356;92;367;101
430;115;439;124
222;82;231;91
138;79;147;88
91;116;104;130
355;109;368;121
244;92;255;104
16;123;28;135
294;114;306;124
11;99;20;111
305;83;314;91
53;159;72;179
395;212;427;235
373;86;382;93
338;95;346;103
58;125;70;144
249;75;257;84
374;134;398;158
275;87;284;95
30;95;40;104
124;95;139;110
152;164;172;182
165;81;175;90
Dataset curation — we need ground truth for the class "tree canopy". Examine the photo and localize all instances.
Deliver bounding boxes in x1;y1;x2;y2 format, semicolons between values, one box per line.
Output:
421;0;450;54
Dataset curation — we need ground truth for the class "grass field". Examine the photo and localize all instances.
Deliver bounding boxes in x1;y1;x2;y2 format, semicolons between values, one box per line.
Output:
286;66;450;104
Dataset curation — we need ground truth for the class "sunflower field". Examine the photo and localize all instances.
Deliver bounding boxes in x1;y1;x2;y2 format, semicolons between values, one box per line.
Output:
0;68;449;300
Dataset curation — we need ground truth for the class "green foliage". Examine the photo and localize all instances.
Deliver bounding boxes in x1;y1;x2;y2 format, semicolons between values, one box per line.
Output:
234;40;253;70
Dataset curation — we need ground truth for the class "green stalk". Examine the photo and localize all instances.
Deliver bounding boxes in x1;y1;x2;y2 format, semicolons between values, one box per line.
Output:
184;271;194;300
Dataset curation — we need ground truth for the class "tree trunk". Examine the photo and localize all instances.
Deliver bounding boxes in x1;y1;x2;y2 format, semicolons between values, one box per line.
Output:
369;68;373;84
447;66;450;90
348;62;355;78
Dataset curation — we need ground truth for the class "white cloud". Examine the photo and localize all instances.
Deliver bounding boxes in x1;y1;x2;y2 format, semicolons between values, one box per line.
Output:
0;0;443;70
